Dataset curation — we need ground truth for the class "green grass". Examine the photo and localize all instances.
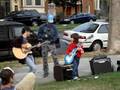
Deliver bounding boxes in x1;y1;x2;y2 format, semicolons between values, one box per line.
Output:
35;72;120;90
56;24;79;32
0;60;24;69
30;24;79;32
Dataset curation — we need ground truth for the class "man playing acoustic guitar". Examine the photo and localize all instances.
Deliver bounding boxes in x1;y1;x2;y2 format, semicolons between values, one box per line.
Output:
14;26;37;73
65;33;84;80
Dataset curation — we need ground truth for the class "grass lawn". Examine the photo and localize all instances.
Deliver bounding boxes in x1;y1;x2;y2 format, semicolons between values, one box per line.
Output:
35;72;120;90
56;24;79;32
31;24;79;32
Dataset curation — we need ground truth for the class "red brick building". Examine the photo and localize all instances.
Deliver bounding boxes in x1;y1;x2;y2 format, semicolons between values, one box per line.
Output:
82;0;94;14
55;0;95;17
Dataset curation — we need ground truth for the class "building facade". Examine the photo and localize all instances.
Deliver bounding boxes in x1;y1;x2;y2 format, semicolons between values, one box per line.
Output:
0;0;103;19
82;0;94;14
0;0;46;18
22;0;46;13
0;0;10;18
54;0;96;17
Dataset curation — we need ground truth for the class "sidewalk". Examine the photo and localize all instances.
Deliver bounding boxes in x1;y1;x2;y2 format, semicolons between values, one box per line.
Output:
14;55;119;84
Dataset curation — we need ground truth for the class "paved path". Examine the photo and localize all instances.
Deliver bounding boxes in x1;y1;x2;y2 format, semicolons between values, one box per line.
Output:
14;55;120;84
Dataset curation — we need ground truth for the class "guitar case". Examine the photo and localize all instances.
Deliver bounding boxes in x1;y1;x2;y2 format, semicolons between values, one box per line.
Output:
54;64;73;81
89;55;113;75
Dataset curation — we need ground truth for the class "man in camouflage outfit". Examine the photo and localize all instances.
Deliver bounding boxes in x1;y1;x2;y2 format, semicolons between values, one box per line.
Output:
38;14;60;77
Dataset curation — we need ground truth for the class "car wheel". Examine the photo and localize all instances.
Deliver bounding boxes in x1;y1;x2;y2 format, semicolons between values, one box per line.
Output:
70;20;74;24
92;41;102;51
32;21;38;26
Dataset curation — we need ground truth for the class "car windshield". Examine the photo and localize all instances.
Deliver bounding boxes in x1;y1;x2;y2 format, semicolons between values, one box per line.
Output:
73;22;99;33
30;10;40;16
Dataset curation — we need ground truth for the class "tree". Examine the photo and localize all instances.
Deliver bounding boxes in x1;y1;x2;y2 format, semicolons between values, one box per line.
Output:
52;0;79;15
100;0;109;19
108;0;120;54
52;0;67;15
70;0;79;14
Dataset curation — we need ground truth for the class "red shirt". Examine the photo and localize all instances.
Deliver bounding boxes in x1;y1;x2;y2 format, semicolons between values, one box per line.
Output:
66;42;84;58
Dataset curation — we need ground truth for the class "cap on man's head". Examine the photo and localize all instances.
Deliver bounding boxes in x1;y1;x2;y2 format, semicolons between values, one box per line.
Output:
71;33;80;39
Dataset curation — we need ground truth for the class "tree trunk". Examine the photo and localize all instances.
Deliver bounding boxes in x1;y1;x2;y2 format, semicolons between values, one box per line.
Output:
62;6;65;16
108;0;120;54
75;4;77;14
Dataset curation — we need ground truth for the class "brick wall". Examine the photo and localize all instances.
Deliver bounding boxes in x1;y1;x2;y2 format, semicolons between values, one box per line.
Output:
82;0;94;14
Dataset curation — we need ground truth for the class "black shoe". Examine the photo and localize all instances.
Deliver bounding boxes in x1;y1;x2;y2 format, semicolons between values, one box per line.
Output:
43;72;49;78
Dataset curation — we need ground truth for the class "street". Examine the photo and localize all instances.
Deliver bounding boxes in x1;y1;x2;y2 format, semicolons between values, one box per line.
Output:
14;55;119;84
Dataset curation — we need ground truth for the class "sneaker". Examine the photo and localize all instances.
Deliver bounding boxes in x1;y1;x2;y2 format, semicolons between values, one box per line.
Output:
48;52;51;56
73;76;78;80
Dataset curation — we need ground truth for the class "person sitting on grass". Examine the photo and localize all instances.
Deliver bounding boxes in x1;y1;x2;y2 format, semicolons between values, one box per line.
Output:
0;67;36;90
65;33;84;80
0;67;15;90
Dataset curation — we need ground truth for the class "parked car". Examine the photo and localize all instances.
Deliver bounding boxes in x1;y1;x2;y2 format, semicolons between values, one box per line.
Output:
0;21;38;58
63;21;109;51
39;13;47;23
59;13;97;24
4;10;47;26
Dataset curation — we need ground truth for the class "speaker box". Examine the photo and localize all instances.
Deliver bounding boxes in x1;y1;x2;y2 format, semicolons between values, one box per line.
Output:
89;56;113;75
117;60;120;71
54;64;73;81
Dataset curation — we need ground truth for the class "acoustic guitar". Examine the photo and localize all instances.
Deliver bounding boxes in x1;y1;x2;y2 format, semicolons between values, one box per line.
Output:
12;41;49;59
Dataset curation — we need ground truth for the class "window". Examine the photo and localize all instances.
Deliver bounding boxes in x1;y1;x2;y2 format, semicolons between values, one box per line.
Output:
0;27;9;41
73;22;99;33
98;24;108;33
35;0;41;5
14;0;17;3
15;5;18;11
23;11;32;16
30;10;40;16
13;26;24;37
26;0;32;5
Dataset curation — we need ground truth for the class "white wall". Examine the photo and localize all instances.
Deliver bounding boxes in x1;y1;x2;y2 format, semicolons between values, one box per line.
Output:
22;0;46;13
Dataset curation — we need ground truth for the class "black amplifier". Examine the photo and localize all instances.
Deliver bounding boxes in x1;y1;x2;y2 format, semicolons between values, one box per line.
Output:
54;64;73;81
89;55;113;75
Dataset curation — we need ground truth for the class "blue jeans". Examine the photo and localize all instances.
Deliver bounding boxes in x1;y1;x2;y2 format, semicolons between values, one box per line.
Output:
72;56;80;78
25;55;36;73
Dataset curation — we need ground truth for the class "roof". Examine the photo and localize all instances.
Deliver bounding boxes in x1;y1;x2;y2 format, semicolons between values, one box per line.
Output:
0;21;23;26
92;21;109;25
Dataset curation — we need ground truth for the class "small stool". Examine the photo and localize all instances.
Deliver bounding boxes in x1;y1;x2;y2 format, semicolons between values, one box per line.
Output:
54;64;73;81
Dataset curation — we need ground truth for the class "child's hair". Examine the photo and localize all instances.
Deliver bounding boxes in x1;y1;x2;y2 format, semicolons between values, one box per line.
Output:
71;33;79;43
0;67;14;85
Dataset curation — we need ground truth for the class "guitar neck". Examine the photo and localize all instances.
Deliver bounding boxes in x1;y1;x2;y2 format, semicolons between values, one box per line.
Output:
30;41;49;50
30;45;37;50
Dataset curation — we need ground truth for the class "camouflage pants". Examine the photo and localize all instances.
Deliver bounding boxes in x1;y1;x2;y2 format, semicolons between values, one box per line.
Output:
41;43;59;75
